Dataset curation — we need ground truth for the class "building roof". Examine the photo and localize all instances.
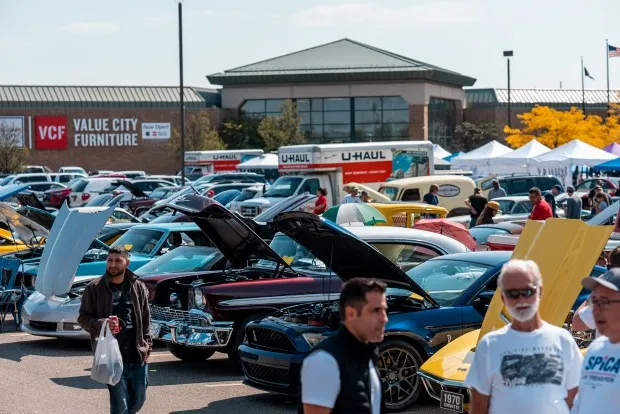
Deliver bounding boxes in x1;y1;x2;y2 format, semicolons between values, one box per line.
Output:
208;38;476;87
0;85;208;108
466;88;620;108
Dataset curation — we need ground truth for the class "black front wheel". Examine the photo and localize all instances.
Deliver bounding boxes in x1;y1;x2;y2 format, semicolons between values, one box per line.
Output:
376;340;424;412
166;342;215;362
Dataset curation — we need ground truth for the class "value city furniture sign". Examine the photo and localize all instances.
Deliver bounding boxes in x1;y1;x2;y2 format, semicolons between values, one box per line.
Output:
73;118;139;147
35;116;68;149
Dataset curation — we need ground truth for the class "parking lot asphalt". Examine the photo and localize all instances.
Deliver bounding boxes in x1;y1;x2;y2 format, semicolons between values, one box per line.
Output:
0;319;445;414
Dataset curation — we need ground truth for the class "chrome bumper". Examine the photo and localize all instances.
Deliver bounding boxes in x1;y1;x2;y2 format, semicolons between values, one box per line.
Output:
417;370;471;402
151;308;234;348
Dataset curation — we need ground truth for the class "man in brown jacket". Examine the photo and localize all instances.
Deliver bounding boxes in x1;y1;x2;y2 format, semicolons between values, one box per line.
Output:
78;246;152;414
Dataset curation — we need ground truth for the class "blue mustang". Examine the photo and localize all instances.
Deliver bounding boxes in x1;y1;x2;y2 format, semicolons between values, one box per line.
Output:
239;215;605;412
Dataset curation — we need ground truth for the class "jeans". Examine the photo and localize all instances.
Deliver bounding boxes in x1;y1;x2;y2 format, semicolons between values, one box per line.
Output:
470;215;479;229
107;362;148;414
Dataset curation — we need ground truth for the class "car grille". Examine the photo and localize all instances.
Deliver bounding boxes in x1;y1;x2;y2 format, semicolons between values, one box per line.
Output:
29;321;57;331
243;361;289;386
150;305;204;326
240;206;260;217
245;327;296;352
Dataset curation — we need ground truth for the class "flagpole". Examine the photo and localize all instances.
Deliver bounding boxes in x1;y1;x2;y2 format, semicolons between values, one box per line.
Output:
607;38;611;112
581;56;586;114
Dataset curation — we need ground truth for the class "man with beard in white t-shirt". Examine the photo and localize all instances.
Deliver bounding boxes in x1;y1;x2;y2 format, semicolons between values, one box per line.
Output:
465;260;583;414
572;268;620;413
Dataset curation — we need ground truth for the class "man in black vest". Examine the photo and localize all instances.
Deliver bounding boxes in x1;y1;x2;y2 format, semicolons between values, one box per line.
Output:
299;278;387;414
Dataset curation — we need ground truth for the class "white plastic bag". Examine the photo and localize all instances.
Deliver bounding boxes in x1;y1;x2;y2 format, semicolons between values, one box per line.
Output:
90;319;124;386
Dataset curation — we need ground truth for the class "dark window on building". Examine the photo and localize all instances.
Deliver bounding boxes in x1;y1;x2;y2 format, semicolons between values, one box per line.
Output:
428;98;456;149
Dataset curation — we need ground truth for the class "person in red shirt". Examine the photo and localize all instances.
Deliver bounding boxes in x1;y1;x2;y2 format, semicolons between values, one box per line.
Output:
313;187;328;214
528;187;553;220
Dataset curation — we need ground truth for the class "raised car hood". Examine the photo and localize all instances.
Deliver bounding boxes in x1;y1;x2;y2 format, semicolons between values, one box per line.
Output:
114;180;147;198
273;211;439;307
166;193;289;269
16;192;47;211
419;218;613;383
0;184;30;201
16;206;55;230
35;204;115;297
0;203;49;242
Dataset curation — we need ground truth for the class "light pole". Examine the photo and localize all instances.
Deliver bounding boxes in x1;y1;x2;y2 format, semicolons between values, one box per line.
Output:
178;0;186;182
503;50;513;128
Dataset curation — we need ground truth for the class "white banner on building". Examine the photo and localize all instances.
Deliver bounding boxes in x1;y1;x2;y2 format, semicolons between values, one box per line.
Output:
0;116;25;147
142;122;171;139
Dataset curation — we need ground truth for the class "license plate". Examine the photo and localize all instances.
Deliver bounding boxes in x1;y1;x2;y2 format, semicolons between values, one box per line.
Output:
440;390;463;413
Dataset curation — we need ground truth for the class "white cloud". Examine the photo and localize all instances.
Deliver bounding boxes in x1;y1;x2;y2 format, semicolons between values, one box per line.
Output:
59;21;119;35
293;2;477;27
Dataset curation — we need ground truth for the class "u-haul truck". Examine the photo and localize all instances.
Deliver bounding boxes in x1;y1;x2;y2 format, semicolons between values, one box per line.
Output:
184;149;264;175
238;141;434;217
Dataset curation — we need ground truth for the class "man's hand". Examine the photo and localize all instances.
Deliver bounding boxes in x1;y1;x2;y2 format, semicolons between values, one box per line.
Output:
109;316;120;334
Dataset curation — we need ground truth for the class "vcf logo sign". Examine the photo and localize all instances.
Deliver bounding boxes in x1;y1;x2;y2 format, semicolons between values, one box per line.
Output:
35;116;68;150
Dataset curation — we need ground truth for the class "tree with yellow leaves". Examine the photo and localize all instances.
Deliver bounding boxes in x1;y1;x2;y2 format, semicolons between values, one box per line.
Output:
504;105;620;149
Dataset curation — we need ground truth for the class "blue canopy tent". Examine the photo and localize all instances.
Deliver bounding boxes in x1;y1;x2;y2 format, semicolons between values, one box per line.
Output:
593;157;620;172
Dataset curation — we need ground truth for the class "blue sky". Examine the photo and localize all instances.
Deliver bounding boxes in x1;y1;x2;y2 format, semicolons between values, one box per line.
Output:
1;0;618;90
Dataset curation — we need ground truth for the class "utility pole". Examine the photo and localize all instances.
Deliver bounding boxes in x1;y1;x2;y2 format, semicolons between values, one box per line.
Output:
178;0;186;182
503;51;514;128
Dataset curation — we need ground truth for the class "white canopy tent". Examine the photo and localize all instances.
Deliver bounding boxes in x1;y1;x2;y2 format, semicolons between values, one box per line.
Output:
450;140;513;176
433;144;451;159
532;140;617;188
489;139;550;174
235;153;279;170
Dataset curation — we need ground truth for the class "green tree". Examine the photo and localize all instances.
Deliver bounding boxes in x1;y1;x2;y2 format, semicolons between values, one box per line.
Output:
0;120;28;173
220;116;264;149
168;111;226;159
452;122;502;152
258;100;305;151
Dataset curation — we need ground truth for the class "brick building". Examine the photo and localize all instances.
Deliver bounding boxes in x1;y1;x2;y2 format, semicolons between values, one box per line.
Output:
0;86;222;173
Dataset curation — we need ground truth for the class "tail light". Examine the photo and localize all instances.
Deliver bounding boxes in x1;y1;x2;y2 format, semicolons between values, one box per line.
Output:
207;190;215;198
81;193;91;201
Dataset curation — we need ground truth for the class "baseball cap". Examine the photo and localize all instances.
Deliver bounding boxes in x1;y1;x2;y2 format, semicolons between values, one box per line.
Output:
487;201;500;211
567;185;575;192
553;184;563;192
582;268;620;291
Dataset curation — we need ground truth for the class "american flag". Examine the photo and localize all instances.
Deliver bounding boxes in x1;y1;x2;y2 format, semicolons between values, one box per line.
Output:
610;44;620;58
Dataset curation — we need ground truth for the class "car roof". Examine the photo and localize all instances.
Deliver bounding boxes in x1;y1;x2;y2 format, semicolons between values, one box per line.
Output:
14;173;50;177
381;175;475;186
493;196;530;202
427;250;513;265
498;174;558;179
129;222;200;231
347;226;468;253
474;222;524;232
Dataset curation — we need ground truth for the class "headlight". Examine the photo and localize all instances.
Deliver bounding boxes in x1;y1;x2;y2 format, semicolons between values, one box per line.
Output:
193;287;205;309
302;332;327;348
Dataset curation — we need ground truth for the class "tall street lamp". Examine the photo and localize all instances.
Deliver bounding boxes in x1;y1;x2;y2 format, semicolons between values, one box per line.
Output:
178;0;186;182
503;50;513;128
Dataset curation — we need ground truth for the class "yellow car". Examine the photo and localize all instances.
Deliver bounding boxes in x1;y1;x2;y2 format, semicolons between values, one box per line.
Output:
0;227;44;253
417;219;613;413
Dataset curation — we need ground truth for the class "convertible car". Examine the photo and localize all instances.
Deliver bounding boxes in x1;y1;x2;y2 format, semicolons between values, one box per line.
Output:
416;219;612;413
239;219;608;412
144;195;467;364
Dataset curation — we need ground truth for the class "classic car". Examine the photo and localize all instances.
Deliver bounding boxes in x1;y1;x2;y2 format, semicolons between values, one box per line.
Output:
0;202;47;255
20;214;213;339
143;194;467;365
416;219;612;413
239;219;607;412
469;222;523;250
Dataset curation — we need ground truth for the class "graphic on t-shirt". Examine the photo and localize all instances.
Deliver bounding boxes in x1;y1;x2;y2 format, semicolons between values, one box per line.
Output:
583;355;620;384
500;353;564;387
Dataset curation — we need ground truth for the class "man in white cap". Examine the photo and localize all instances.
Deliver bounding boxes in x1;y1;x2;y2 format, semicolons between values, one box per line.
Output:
572;268;620;413
342;185;361;204
465;259;583;414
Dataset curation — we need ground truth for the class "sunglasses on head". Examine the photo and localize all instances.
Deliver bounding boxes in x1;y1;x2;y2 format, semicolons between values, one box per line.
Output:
503;286;538;299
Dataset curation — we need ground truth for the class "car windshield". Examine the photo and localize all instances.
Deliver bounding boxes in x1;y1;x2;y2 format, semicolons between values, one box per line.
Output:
150;188;170;199
263;177;302;198
85;194;113;207
470;227;508;245
496;200;515;214
112;228;164;256
256;233;329;273
134;246;221;276
234;189;258;202
406;259;492;306
379;186;398;200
